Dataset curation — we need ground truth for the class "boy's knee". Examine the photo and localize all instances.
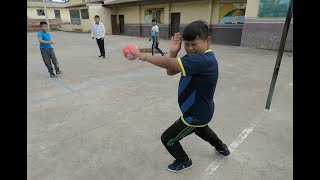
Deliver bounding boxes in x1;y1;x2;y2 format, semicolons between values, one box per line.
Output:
161;132;169;144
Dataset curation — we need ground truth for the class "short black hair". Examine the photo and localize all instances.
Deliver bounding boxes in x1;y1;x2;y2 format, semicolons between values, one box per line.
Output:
152;19;157;23
182;20;210;41
40;21;47;27
94;15;100;18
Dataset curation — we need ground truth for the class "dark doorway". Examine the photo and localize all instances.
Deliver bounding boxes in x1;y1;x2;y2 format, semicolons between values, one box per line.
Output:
119;15;124;34
111;15;117;35
170;13;180;36
54;10;61;21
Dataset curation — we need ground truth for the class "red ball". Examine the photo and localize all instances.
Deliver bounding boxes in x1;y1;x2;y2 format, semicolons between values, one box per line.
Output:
123;44;138;60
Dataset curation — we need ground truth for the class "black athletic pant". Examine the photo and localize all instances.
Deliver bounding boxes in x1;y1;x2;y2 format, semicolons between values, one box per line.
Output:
151;38;164;55
161;117;223;162
96;38;105;56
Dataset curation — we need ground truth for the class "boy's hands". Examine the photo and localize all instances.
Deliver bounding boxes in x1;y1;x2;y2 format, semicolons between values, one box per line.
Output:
138;53;146;61
170;32;181;55
131;48;146;61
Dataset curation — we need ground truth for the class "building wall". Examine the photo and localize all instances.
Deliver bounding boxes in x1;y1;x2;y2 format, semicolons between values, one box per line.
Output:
68;7;92;32
28;0;292;50
244;0;259;18
27;19;62;32
117;6;140;24
116;6;140;37
106;0;248;45
139;4;170;38
27;7;56;19
210;0;247;46
169;0;212;39
88;5;113;34
68;0;85;5
60;8;71;23
171;0;209;24
27;7;70;23
167;0;245;46
240;0;293;51
241;19;293;51
27;7;70;32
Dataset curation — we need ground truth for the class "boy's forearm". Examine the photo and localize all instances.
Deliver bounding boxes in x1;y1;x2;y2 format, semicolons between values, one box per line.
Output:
139;54;176;70
167;52;180;75
39;39;51;44
167;69;179;75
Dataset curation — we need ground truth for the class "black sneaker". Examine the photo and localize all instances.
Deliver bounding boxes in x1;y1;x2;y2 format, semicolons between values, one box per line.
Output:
50;73;57;78
215;143;230;156
98;55;103;57
102;55;105;59
167;158;193;173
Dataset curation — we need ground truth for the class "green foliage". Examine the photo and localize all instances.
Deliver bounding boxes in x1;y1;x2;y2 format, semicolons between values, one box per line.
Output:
258;0;289;18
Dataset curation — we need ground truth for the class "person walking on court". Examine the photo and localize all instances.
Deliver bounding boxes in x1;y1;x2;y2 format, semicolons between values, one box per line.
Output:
38;21;63;78
91;15;106;59
149;19;165;56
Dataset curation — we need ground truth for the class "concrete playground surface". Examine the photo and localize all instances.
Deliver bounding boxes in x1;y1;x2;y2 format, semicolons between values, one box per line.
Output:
27;31;293;180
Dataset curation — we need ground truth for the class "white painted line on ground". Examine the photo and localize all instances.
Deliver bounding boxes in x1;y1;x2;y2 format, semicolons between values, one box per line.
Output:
205;122;257;175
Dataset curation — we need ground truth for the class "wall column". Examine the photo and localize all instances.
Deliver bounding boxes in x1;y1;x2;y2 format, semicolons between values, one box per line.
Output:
207;0;213;24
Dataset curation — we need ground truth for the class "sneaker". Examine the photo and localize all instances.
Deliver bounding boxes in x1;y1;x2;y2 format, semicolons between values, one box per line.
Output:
50;73;57;78
215;143;230;156
102;55;105;59
167;158;193;173
98;55;103;57
56;70;63;75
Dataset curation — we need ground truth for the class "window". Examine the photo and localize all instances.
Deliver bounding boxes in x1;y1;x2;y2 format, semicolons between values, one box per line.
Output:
37;9;45;16
54;10;61;21
69;9;81;25
81;9;89;19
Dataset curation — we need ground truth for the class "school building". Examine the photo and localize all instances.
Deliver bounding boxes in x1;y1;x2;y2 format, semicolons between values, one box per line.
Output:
27;0;105;32
27;0;293;51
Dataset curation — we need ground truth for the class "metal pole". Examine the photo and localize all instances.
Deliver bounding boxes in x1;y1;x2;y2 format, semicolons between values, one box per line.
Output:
265;0;293;111
43;0;50;31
